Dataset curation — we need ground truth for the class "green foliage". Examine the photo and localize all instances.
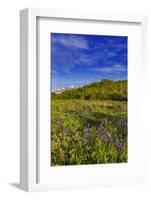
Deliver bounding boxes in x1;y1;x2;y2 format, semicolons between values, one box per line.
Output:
52;79;127;101
51;100;127;166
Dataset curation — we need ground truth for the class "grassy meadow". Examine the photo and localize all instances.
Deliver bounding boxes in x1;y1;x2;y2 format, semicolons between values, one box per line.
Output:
51;80;128;166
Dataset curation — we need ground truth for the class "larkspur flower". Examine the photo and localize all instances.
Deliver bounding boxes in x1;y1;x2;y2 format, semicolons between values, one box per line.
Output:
117;134;123;139
98;123;104;132
102;132;110;144
86;127;92;140
114;141;123;151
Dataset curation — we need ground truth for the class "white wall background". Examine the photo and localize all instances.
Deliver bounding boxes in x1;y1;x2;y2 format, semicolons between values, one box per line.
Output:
0;0;151;199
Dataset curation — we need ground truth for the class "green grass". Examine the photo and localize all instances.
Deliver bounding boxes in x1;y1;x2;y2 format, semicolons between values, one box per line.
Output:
51;100;127;166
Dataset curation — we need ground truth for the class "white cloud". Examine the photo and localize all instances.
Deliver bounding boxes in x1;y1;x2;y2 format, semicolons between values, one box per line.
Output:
89;64;126;73
113;64;127;72
52;69;57;74
64;68;71;74
94;67;113;73
52;35;88;49
106;51;117;58
74;55;93;65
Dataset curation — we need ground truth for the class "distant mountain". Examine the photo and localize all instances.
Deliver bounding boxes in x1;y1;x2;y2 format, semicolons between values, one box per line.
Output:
52;79;127;101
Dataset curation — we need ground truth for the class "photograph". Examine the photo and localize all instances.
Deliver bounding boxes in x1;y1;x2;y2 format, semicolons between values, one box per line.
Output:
51;33;128;166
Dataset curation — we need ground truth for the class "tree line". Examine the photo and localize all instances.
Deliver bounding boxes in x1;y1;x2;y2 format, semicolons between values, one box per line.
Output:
52;79;127;101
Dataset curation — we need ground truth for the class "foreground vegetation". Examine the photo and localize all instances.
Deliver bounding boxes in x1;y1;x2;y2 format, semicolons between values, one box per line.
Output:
51;99;127;166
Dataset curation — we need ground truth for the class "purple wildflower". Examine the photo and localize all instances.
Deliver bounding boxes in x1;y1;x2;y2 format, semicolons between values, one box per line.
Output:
115;141;123;151
98;123;104;132
117;134;123;139
102;132;110;144
86;127;92;140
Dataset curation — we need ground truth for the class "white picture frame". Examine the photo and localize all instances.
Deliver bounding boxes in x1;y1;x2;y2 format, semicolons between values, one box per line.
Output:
20;8;147;192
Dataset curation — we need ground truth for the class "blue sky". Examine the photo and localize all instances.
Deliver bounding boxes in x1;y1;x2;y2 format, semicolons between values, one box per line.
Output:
51;33;127;91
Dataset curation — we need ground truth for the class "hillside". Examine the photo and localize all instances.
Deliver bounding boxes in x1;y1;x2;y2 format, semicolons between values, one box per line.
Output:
52;79;127;101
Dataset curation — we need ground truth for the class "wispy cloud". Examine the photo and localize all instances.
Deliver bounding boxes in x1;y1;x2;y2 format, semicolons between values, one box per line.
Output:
89;64;127;74
52;34;88;49
74;55;93;65
52;69;57;74
113;64;127;72
92;67;113;73
106;51;118;58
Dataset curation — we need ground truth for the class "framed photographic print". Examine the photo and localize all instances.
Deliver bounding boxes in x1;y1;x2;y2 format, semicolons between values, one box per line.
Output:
20;8;147;191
